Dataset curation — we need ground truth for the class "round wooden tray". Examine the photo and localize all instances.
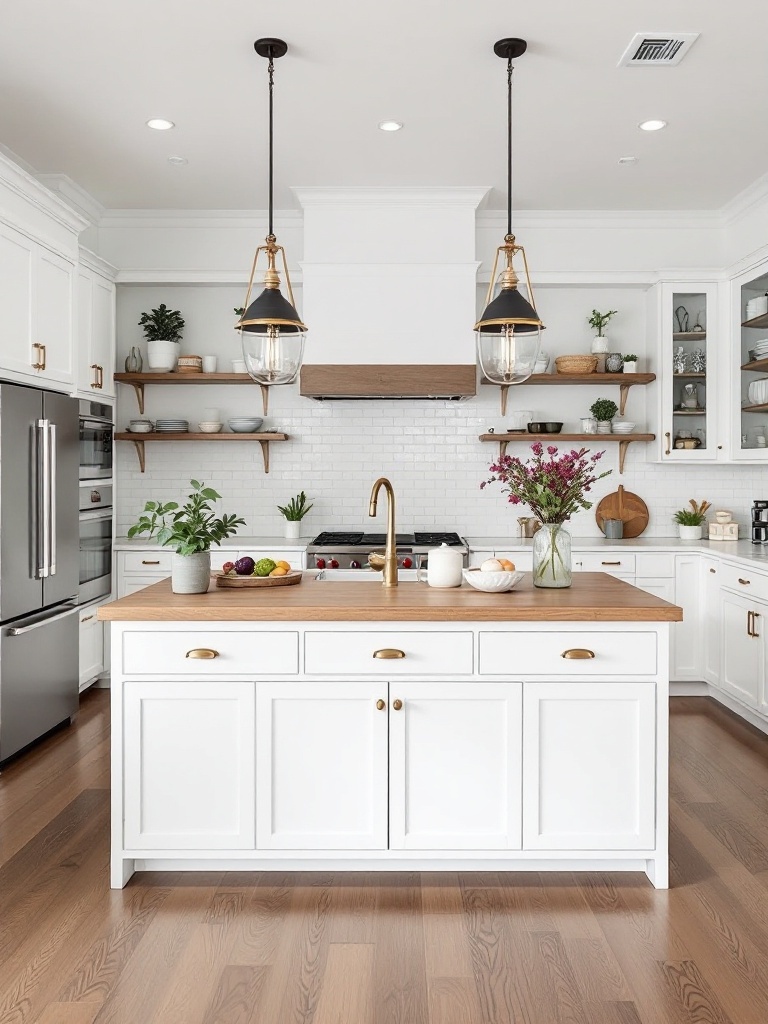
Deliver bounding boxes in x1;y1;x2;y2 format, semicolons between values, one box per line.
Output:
595;484;649;539
215;570;303;588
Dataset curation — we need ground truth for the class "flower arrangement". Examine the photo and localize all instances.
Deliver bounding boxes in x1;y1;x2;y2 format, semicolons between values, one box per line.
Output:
673;499;711;526
481;443;612;524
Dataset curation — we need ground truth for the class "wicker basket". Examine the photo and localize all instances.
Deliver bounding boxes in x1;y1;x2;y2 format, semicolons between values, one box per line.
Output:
554;355;598;375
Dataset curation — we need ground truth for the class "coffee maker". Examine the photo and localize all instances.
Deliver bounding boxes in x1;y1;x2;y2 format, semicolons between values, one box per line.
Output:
752;500;768;544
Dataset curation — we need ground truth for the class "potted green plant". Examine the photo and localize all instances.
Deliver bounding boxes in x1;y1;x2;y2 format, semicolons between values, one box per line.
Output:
128;480;245;593
674;499;711;540
623;353;639;373
589;398;619;434
277;491;313;540
588;309;618;357
139;303;185;372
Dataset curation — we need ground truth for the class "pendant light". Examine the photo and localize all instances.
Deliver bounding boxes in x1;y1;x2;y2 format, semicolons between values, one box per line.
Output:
475;38;543;385
236;38;307;388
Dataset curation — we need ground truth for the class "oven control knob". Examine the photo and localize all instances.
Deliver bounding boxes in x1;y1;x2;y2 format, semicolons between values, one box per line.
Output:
350;560;361;569
315;558;326;569
402;557;413;569
329;559;340;569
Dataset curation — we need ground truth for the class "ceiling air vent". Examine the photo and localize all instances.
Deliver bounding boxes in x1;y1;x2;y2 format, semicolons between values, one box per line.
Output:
618;32;699;67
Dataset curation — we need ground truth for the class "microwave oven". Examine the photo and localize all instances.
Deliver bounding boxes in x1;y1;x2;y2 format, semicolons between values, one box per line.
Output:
79;400;113;481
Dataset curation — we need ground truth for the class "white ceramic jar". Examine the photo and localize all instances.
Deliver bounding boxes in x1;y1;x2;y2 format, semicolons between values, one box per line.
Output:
426;543;463;588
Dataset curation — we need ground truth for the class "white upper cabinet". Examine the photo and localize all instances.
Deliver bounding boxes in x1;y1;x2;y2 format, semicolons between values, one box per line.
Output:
76;251;117;399
730;261;768;461
657;281;723;462
34;246;75;387
0;223;36;379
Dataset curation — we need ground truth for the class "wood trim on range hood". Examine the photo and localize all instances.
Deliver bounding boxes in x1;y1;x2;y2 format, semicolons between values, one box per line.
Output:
300;364;477;400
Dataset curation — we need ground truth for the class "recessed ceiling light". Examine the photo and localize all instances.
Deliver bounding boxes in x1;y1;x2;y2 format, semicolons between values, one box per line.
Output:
146;118;175;131
167;155;188;166
378;120;403;132
618;156;638;164
638;119;667;132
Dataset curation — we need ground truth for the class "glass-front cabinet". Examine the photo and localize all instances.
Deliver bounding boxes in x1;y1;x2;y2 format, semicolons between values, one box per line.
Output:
732;264;768;461
659;282;720;462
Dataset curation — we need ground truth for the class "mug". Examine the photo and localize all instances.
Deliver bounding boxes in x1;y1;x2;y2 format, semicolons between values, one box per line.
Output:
603;519;624;539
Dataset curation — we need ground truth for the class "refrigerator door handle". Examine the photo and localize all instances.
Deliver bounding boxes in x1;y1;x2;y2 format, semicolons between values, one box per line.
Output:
37;419;51;578
7;603;79;636
48;422;57;575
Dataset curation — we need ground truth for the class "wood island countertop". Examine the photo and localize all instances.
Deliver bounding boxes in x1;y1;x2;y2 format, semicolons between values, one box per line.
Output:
98;572;683;622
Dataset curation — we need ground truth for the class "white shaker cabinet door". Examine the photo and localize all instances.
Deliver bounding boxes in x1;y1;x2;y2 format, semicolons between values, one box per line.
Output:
720;592;763;709
123;680;256;850
255;680;388;850
0;223;35;378
523;682;656;850
672;555;703;681
34;246;74;387
388;682;522;850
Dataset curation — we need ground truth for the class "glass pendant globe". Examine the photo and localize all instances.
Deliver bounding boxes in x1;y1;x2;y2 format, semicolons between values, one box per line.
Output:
476;324;541;384
240;325;306;386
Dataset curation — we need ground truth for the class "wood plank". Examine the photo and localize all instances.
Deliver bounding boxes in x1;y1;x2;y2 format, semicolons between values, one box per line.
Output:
427;977;482;1024
114;372;258;384
37;1004;101;1024
201;965;269;1024
372;873;429;1024
98;572;683;622
114;432;288;441
420;874;474;978
313;944;374;1024
300;364;477;399
480;372;657;386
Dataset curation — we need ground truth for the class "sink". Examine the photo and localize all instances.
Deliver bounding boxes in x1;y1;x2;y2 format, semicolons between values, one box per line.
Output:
310;568;423;583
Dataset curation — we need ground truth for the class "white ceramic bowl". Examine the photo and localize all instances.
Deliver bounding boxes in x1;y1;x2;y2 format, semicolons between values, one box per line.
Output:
198;422;223;433
612;421;636;433
462;568;525;593
228;417;263;433
128;422;153;433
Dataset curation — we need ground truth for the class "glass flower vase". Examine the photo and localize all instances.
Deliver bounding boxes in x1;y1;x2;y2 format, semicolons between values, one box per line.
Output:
532;523;572;589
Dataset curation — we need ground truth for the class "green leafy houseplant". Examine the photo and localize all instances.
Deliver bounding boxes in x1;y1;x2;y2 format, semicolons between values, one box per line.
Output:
590;398;619;422
138;303;185;342
277;491;314;522
623;354;638;362
673;499;711;526
128;480;245;554
588;309;618;337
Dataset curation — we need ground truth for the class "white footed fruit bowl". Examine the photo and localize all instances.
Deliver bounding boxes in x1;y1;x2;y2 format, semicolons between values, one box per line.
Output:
462;568;525;593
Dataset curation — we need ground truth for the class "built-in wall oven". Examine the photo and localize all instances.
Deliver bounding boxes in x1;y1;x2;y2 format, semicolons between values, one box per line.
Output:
79;400;113;480
79;482;112;603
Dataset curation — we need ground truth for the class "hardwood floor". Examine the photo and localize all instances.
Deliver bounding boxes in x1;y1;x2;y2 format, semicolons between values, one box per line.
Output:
2;692;768;1022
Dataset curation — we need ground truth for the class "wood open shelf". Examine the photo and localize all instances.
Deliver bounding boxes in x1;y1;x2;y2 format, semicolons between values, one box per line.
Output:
674;372;706;378
741;358;768;373
672;331;707;340
741;404;768;415
115;432;288;474
742;313;768;330
114;372;271;415
481;372;656;416
478;432;655;475
673;409;706;416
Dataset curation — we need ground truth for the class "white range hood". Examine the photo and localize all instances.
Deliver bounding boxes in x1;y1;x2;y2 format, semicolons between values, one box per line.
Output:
295;187;487;398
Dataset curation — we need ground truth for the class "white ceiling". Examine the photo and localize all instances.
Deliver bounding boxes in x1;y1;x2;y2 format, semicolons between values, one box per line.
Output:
1;0;767;211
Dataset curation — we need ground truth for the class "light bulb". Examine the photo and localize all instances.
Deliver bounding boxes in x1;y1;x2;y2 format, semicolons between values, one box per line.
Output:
476;324;540;385
241;324;306;385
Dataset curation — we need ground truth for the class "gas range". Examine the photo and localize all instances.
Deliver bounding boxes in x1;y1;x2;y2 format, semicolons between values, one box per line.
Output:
307;531;468;570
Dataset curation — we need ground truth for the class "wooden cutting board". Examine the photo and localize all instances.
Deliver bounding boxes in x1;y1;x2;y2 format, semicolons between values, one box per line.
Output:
215;570;303;588
595;485;649;539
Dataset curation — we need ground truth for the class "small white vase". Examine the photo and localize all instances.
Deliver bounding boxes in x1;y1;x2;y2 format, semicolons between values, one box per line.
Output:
284;520;301;540
596;420;613;434
147;340;180;372
591;336;609;354
678;524;703;540
171;551;211;593
624;361;637;373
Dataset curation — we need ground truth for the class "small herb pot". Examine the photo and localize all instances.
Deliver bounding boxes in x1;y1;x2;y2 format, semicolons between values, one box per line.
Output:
678;524;703;540
171;551;211;594
284;521;301;540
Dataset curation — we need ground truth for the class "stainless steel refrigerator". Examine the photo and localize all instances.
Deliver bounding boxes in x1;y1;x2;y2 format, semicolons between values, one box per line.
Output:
0;382;79;765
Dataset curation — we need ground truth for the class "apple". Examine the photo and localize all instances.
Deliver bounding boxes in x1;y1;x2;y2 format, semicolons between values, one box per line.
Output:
329;559;340;569
402;557;413;569
222;561;235;575
315;558;326;569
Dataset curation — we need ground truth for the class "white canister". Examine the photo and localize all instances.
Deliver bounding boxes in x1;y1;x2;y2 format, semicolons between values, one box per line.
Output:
426;543;463;588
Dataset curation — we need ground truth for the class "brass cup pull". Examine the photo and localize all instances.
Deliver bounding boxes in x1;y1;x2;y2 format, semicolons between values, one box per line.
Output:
376;699;386;711
186;648;219;659
373;648;405;659
392;699;403;711
141;560;161;565
561;649;596;660
738;578;751;586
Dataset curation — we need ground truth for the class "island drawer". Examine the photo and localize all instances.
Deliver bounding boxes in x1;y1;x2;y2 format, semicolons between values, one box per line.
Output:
572;554;636;576
719;562;768;602
304;631;474;675
479;631;657;676
122;630;300;675
122;551;173;573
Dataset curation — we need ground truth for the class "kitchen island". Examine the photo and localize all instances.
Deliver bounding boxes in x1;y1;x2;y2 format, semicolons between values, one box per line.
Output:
100;572;681;889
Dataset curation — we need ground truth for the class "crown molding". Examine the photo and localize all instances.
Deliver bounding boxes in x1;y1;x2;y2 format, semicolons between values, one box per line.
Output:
114;268;303;285
476;208;722;231
36;174;105;226
79;245;117;279
721;171;768;227
0;150;89;233
98;209;301;230
292;186;491;208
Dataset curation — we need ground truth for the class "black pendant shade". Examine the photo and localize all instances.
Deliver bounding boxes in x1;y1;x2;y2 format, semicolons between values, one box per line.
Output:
476;288;542;334
238;288;306;334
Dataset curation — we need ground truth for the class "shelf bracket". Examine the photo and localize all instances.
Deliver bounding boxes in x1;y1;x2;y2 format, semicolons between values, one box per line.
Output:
129;381;145;415
499;385;510;417
130;439;146;473
618;440;630;475
498;440;509;460
258;439;271;473
619;383;630;417
260;384;269;416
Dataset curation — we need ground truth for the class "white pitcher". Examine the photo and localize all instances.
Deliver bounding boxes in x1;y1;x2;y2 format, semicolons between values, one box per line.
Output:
426;543;463;588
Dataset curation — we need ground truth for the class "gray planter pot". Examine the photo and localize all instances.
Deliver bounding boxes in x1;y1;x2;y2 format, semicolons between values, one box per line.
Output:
171;551;211;594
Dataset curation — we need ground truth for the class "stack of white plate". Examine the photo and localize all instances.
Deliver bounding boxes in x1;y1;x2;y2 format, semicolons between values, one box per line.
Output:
748;379;768;405
752;338;768;359
746;296;768;319
612;421;636;434
155;418;189;433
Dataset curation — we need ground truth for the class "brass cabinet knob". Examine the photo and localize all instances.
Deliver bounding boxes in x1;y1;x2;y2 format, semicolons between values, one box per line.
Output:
561;649;596;660
376;699;386;711
186;648;219;659
709;568;716;574
373;648;405;659
392;699;403;711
